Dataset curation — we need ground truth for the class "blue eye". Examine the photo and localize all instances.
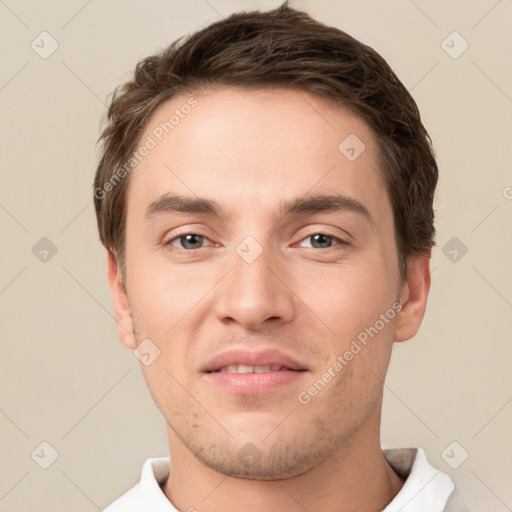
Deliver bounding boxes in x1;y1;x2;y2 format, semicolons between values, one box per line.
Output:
164;232;349;252
298;233;347;249
167;234;211;250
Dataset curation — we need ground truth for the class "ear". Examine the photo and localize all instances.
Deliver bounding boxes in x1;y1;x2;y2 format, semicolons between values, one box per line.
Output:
107;250;137;350
393;251;432;343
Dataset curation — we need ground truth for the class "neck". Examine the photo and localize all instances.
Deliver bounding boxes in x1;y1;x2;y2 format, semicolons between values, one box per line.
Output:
162;419;405;512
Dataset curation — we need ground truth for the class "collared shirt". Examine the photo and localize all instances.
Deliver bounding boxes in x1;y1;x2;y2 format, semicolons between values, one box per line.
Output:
103;447;469;511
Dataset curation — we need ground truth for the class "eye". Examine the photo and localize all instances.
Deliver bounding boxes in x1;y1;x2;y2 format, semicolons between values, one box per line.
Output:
298;233;348;250
165;233;212;250
164;232;348;251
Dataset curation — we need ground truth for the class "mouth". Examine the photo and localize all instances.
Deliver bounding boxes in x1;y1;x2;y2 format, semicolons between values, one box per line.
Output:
202;349;309;395
202;348;307;373
208;364;302;374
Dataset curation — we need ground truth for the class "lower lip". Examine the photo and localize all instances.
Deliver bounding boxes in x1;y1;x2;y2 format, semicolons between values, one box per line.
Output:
204;370;306;395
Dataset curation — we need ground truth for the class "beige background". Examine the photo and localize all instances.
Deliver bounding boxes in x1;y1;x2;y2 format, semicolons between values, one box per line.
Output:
1;0;511;510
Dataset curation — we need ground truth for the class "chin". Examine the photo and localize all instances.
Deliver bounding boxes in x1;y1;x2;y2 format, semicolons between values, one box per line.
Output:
195;449;313;480
185;429;330;481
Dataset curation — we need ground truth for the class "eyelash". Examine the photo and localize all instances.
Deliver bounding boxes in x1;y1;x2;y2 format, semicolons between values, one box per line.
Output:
163;232;350;251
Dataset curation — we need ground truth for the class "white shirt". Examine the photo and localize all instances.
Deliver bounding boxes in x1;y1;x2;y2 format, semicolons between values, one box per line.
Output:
103;447;467;511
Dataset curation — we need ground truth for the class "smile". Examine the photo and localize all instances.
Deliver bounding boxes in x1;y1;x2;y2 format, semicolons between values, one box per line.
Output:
209;364;296;374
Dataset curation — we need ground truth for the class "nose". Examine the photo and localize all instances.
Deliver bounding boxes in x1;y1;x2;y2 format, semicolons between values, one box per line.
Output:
213;241;296;330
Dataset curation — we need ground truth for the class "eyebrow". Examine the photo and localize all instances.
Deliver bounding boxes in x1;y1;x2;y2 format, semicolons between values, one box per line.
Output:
145;192;373;225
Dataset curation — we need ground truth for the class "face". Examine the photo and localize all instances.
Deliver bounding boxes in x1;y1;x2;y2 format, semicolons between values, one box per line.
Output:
108;85;429;479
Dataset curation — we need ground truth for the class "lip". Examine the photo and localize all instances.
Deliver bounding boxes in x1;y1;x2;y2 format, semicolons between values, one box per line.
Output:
202;348;307;373
205;370;306;395
202;348;308;396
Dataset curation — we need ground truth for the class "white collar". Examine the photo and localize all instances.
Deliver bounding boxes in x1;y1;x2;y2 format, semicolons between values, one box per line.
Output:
382;447;455;511
104;447;455;511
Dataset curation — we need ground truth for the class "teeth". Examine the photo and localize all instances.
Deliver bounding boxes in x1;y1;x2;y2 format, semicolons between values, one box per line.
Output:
255;365;271;373
217;364;284;373
237;364;253;374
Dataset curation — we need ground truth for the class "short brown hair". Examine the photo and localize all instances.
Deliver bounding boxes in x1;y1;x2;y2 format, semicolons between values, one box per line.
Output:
93;1;437;285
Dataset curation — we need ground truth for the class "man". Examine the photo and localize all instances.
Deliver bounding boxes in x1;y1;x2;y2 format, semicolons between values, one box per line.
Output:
93;2;469;510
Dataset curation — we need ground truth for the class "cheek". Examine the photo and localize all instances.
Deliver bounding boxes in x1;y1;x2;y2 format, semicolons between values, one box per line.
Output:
128;254;208;329
295;260;394;338
127;256;211;379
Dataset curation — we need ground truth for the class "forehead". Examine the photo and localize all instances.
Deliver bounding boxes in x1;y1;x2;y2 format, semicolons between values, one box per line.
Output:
126;85;390;225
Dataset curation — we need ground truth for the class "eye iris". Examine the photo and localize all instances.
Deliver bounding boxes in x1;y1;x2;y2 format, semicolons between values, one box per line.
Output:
311;234;333;249
180;234;203;249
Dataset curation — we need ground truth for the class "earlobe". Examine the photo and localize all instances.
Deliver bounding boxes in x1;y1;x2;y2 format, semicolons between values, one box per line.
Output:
393;252;432;343
107;250;137;350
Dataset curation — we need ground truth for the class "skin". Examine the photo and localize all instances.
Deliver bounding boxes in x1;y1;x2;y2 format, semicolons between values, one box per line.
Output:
108;85;431;512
